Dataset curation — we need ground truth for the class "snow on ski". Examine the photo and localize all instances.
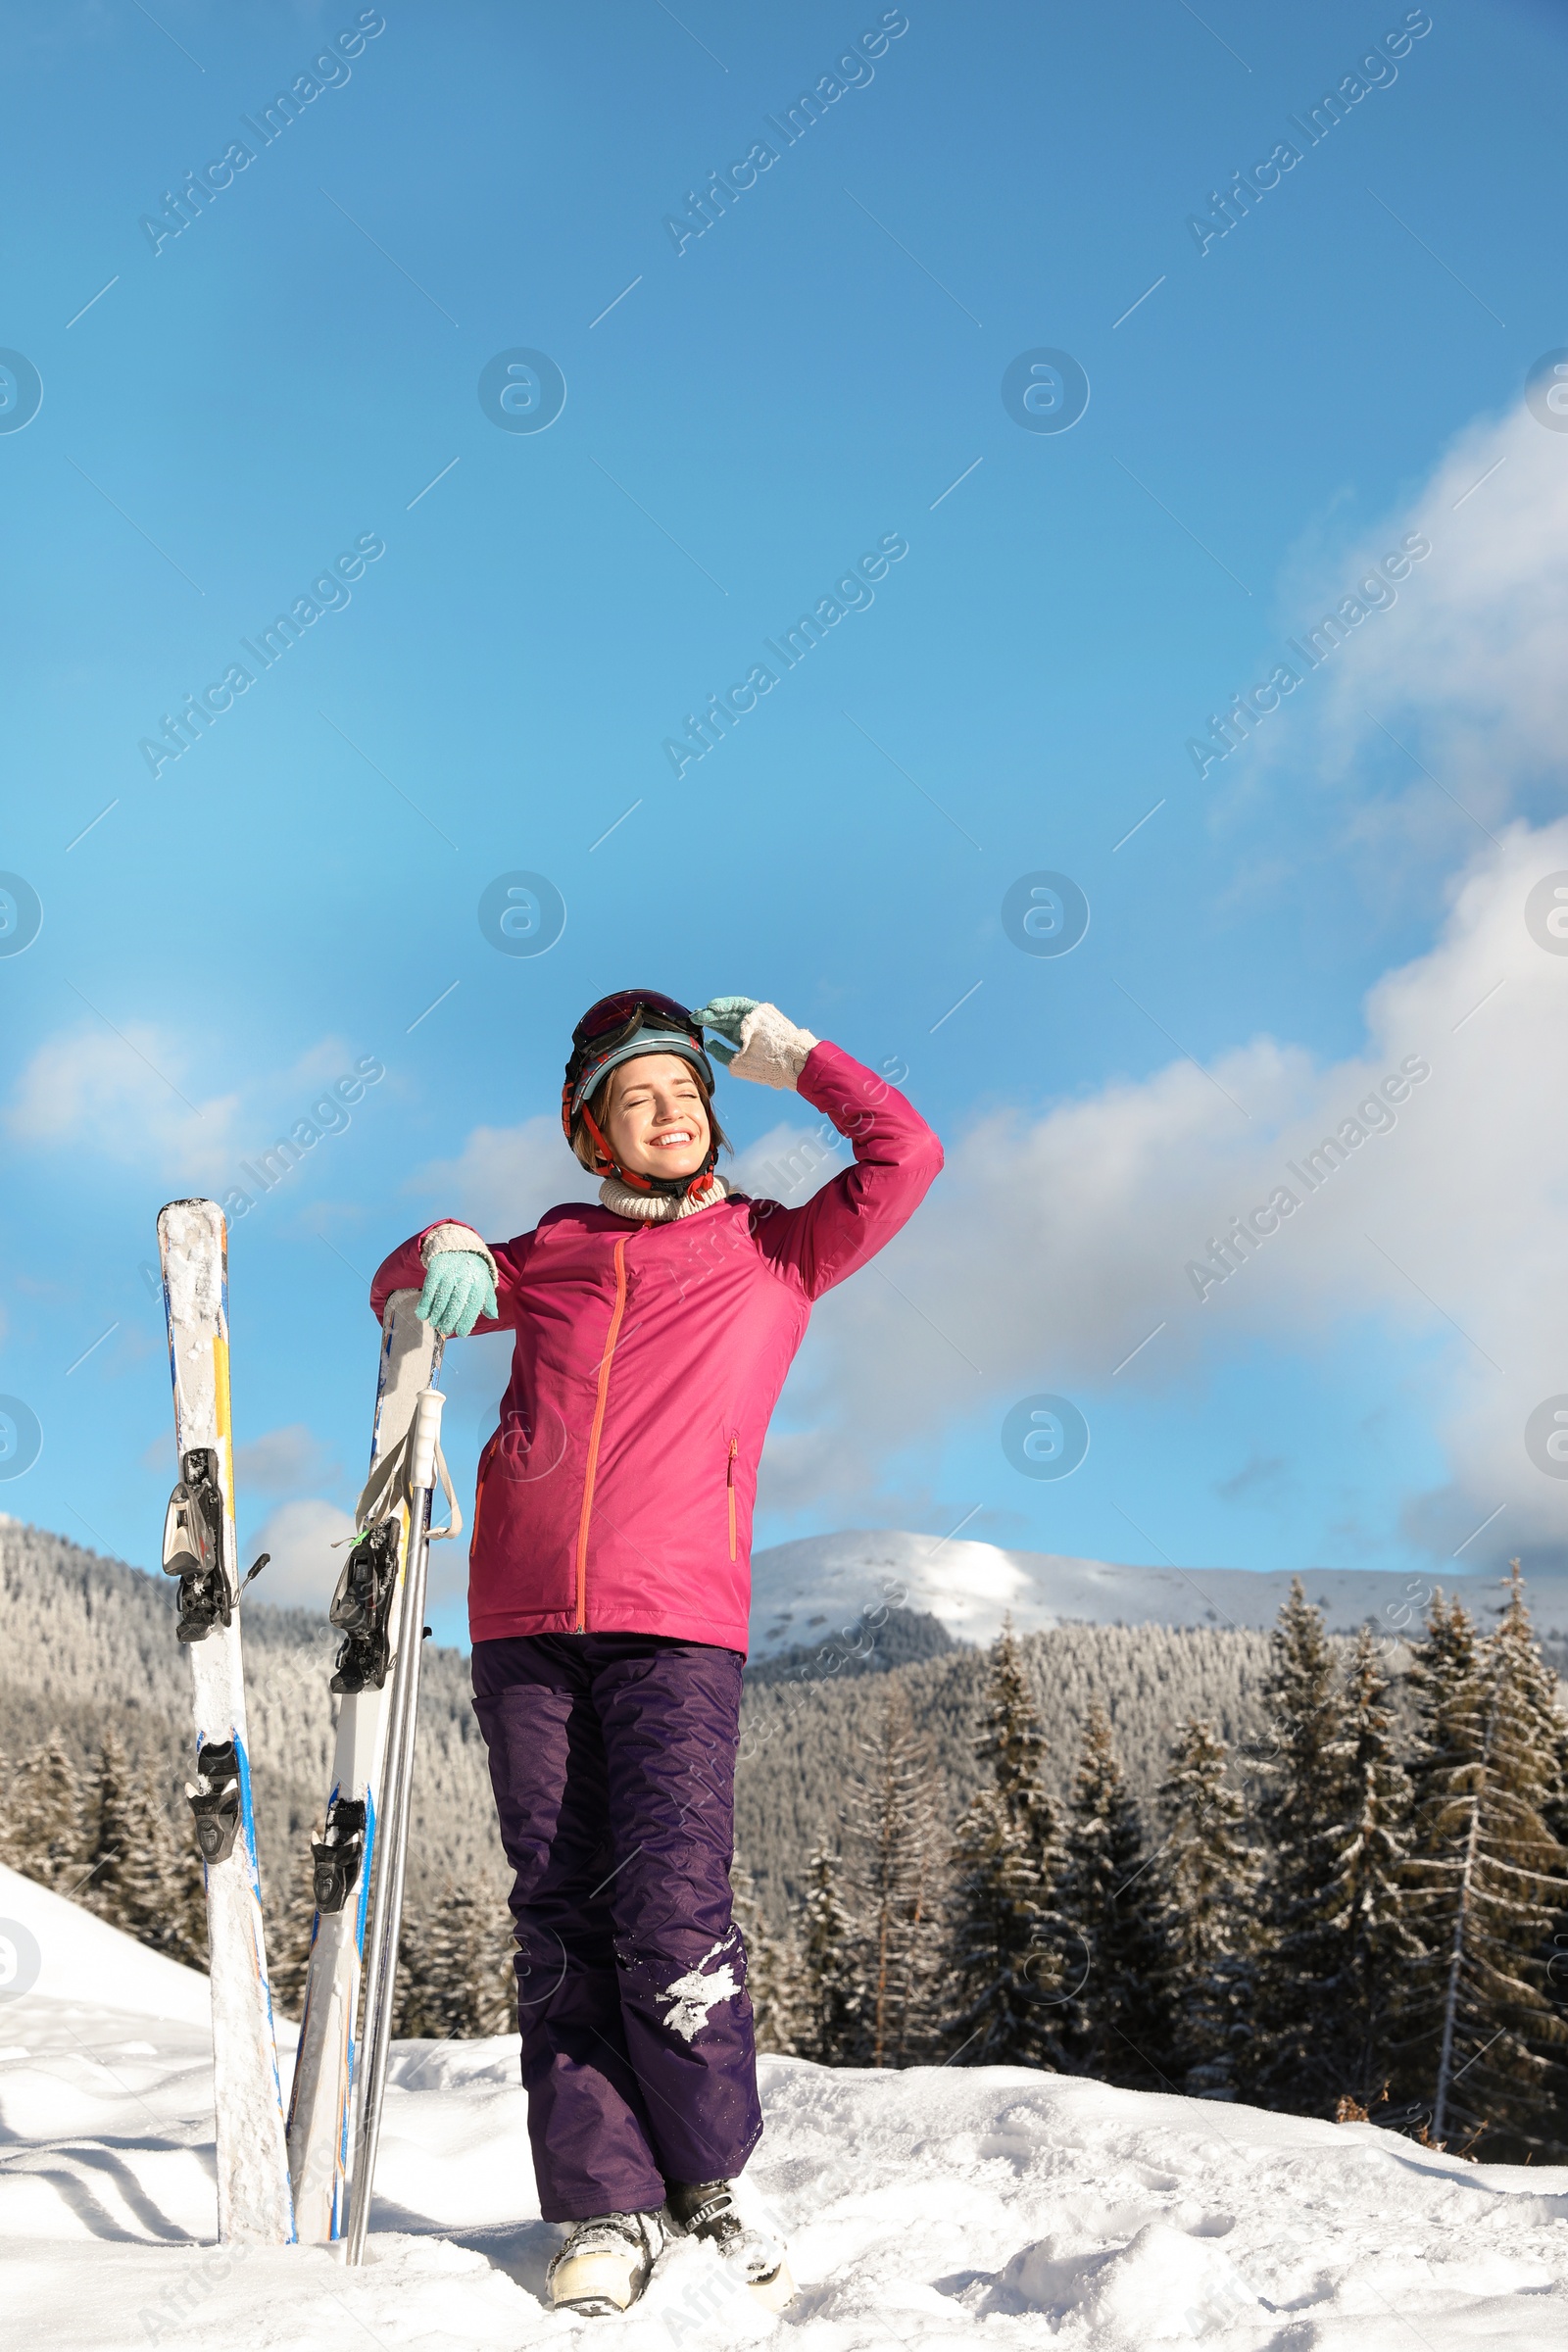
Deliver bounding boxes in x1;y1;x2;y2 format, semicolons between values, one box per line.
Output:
156;1198;294;2246
286;1290;450;2242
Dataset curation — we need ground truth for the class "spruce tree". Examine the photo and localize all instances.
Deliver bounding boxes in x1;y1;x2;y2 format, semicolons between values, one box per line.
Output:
1494;1565;1568;2145
1400;1576;1568;2155
269;1840;321;2021
733;1848;803;2056
128;1774;207;1970
749;1921;805;2057
1055;1701;1167;2087
1318;1624;1419;2110
1247;1581;1348;2112
1396;1587;1481;2135
1534;1606;1568;2060
396;1880;515;2041
848;1682;951;2066
0;1739;86;1891
798;1844;866;2063
393;1895;433;2038
79;1732;140;1932
1153;1714;1255;2098
80;1740;207;1969
1;1736;205;1969
946;1621;1063;2067
730;1846;763;1956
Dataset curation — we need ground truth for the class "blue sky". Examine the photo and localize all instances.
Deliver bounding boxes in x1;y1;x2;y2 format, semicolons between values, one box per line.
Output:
3;0;1567;1642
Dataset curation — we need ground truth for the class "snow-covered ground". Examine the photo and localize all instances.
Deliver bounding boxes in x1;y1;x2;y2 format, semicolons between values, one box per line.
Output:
748;1530;1568;1656
4;1866;1567;2347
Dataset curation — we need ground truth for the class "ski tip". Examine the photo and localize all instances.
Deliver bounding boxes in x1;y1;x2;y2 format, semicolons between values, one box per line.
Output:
157;1199;227;1254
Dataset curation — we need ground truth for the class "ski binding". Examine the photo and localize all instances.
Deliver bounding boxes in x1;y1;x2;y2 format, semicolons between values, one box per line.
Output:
328;1520;400;1693
311;1796;368;1914
186;1737;244;1864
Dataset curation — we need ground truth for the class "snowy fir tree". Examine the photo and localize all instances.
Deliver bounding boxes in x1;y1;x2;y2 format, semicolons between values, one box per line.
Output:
732;1847;804;2057
1399;1577;1568;2155
730;1845;763;1953
1247;1581;1349;2111
847;1681;951;2067
268;1839;322;2022
749;1921;806;2058
0;1737;87;1893
77;1732;139;1928
1054;1701;1167;2088
946;1620;1064;2068
125;1779;208;1972
0;1734;205;1968
396;1880;515;2040
78;1733;207;1970
1317;1624;1420;2113
798;1843;868;2063
1152;1713;1256;2100
1396;1587;1487;2140
1534;1615;1568;2052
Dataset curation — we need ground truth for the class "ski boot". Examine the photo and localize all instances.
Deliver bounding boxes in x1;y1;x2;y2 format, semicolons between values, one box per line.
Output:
548;2210;665;2316
665;2180;796;2311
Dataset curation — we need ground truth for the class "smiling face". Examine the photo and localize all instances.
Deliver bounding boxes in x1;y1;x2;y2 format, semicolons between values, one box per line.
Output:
599;1052;712;1180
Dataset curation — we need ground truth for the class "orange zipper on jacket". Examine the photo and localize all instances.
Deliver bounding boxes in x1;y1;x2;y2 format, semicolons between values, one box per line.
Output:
572;1234;629;1631
470;1437;493;1564
726;1435;739;1562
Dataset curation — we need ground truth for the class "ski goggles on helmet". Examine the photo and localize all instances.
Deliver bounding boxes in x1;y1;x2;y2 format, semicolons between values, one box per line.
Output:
561;990;715;1132
572;989;703;1056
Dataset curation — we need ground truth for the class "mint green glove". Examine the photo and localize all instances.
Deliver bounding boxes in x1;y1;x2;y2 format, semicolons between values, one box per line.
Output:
416;1250;497;1338
693;996;759;1069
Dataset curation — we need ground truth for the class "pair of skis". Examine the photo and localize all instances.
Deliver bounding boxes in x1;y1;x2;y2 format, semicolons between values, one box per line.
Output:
289;1291;457;2256
157;1199;452;2250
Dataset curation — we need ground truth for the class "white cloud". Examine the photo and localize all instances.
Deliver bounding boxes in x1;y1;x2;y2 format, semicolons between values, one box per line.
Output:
234;1423;338;1496
3;1025;384;1206
1230;397;1568;849
746;393;1568;1555
392;834;1568;1565
412;1115;600;1240
247;1496;356;1611
764;819;1568;1563
727;1118;845;1202
6;1025;241;1174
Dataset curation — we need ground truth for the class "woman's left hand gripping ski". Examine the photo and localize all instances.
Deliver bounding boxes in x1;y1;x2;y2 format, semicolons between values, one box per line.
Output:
416;1250;497;1337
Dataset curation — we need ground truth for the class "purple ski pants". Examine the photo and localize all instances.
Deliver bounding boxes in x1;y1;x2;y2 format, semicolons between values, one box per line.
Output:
470;1632;762;2222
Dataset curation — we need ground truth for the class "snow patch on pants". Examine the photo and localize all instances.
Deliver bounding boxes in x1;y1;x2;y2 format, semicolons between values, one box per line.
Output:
657;1933;743;2043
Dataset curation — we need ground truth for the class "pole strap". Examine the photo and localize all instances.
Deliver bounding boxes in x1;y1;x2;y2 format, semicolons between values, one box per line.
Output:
346;1421;463;1543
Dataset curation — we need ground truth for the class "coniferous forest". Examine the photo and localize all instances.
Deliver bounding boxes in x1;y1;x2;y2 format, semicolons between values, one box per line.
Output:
4;1516;1567;2161
741;1569;1568;2163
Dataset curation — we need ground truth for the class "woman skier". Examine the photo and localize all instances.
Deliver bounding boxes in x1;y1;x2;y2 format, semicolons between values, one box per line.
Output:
369;991;943;2317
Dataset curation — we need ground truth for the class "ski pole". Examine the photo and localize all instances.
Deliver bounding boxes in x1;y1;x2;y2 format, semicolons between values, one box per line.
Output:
344;1385;445;2266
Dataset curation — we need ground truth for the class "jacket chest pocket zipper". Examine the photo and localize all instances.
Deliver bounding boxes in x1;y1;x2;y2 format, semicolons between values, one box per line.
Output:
726;1436;739;1562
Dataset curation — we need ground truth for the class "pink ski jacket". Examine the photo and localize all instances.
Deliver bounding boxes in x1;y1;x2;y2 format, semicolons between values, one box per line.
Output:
370;1042;943;1653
